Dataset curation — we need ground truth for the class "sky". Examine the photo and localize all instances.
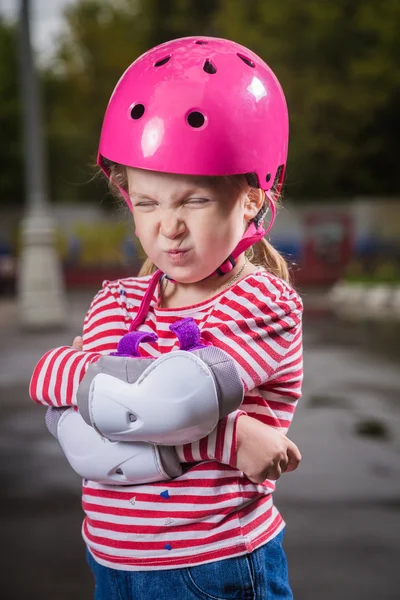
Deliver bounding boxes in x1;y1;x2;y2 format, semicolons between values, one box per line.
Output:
0;0;77;59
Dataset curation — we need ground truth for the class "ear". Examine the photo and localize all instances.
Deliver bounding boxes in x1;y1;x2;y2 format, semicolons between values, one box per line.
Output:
243;188;264;221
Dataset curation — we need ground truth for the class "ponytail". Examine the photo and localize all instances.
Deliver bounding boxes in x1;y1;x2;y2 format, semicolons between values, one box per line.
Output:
246;238;290;283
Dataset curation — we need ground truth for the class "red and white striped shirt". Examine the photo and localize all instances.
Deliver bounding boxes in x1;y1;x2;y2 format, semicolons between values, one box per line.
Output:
30;270;303;570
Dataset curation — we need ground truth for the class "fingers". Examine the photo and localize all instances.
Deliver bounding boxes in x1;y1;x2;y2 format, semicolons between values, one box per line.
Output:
72;336;83;351
247;451;298;483
264;441;302;481
248;458;285;483
267;464;282;481
287;439;302;463
285;440;302;473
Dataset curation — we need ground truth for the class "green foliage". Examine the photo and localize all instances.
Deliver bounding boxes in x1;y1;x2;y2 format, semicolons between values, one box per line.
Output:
213;0;400;197
2;0;400;207
344;256;400;283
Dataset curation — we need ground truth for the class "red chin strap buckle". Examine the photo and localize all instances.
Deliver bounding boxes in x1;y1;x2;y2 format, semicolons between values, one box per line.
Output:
216;256;236;276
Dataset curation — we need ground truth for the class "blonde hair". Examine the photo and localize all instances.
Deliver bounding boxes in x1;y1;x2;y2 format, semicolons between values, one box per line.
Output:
107;162;291;283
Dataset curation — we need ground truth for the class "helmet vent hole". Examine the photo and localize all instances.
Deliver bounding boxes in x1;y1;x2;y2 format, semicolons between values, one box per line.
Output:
237;53;255;68
203;59;217;74
187;111;205;128
195;40;208;45
130;104;145;120
154;56;171;67
266;172;271;182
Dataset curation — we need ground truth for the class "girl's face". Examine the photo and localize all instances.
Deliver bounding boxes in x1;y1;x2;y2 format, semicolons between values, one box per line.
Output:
127;168;260;283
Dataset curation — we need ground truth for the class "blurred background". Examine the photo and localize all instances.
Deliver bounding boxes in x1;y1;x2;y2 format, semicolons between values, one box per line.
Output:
0;0;399;598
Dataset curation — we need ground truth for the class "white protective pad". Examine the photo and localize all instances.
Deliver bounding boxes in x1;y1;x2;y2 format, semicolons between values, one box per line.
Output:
85;351;220;445
57;408;182;485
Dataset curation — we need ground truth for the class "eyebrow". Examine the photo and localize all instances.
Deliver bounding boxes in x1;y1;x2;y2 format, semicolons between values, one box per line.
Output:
130;193;155;201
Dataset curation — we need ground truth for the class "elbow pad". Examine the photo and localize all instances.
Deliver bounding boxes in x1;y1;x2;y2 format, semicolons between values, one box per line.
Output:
45;407;182;485
77;347;244;445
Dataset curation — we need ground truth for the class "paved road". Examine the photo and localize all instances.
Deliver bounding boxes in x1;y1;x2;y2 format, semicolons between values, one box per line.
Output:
0;291;399;599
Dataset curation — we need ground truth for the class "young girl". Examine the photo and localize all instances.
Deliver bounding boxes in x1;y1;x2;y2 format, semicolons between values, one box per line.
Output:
30;36;303;599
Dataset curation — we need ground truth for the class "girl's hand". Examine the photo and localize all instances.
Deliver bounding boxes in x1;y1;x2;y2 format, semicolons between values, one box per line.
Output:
236;415;302;483
72;336;83;351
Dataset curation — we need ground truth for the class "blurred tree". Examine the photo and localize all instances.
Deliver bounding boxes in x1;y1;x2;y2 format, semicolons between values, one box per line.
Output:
43;0;218;205
214;0;400;197
0;18;23;207
43;0;147;205
2;0;400;207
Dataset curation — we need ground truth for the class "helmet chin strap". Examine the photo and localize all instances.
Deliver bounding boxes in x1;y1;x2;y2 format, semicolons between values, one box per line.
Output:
216;195;276;275
128;195;276;332
99;159;276;329
99;157;276;273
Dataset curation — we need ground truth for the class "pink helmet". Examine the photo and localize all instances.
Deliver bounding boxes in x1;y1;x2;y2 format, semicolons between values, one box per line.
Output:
98;36;288;278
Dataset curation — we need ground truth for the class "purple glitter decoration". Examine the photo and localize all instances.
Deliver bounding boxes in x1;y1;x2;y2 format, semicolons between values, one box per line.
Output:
110;331;158;358
169;318;209;351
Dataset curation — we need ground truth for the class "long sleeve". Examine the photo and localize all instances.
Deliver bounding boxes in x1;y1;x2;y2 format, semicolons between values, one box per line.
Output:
175;409;245;467
206;274;303;393
29;346;101;407
29;272;303;468
29;282;126;407
174;273;303;466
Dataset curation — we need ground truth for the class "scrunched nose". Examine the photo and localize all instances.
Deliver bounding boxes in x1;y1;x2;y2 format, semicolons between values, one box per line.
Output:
160;210;186;239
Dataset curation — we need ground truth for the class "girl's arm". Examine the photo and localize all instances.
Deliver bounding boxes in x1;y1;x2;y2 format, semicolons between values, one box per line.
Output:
174;273;303;477
29;283;127;407
29;346;101;407
30;274;303;483
174;409;243;468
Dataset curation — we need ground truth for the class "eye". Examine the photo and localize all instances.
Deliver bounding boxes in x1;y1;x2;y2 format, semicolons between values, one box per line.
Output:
135;201;157;208
186;198;210;205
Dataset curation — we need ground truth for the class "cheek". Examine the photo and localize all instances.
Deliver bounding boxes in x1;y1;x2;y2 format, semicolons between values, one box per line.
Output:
192;208;244;255
132;214;156;255
133;212;153;234
213;202;246;239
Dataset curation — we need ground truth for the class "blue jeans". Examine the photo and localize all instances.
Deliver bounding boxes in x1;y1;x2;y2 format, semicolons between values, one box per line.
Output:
86;529;293;600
